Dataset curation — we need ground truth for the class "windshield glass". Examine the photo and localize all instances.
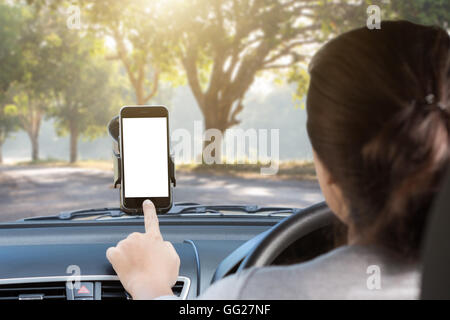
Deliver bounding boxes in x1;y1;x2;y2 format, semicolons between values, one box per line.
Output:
0;0;447;223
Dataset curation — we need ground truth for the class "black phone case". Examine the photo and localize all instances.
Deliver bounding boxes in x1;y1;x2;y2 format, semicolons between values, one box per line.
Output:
108;112;176;215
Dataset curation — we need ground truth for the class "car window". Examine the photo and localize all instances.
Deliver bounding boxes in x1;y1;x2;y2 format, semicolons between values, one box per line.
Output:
0;0;447;223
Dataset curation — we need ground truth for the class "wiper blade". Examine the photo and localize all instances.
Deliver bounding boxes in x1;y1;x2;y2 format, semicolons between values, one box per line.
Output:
21;207;126;221
171;204;302;215
20;203;301;221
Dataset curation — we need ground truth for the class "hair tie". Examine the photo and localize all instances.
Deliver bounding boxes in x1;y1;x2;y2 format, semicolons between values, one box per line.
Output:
425;94;435;105
425;94;447;112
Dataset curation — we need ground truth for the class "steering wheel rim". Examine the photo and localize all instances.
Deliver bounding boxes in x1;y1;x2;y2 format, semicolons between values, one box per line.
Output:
238;201;338;271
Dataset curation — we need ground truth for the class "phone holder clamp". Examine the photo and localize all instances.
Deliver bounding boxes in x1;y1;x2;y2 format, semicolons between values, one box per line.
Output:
107;115;176;189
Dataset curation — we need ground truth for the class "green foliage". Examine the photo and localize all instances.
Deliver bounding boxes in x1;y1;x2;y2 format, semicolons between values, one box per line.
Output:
4;4;64;146
288;66;310;110
289;0;449;107
50;51;119;141
0;2;24;143
35;13;120;140
0;103;19;144
0;2;23;93
6;0;450;144
1;1;120;162
161;0;336;131
388;0;450;28
84;0;181;103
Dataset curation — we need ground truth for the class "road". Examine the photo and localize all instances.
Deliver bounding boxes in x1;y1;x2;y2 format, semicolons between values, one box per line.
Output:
0;165;323;222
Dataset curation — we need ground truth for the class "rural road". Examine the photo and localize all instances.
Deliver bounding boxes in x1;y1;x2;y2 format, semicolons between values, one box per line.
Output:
0;165;323;222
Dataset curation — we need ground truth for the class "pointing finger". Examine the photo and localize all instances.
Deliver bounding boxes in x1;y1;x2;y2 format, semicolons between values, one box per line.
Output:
143;200;161;237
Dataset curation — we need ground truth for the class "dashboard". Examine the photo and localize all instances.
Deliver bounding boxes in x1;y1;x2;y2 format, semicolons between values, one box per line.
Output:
0;216;283;300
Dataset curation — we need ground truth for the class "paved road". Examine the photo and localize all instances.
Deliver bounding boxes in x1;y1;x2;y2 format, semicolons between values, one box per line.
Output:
0;165;323;222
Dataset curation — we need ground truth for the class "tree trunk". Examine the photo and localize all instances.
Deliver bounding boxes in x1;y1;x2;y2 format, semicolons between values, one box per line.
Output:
135;84;145;105
202;114;229;164
22;105;42;162
30;134;39;162
69;120;79;163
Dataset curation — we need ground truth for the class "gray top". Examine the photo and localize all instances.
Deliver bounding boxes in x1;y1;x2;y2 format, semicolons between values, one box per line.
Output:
159;245;421;300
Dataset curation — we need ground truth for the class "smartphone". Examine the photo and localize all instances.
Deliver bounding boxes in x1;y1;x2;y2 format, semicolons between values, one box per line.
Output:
119;106;172;213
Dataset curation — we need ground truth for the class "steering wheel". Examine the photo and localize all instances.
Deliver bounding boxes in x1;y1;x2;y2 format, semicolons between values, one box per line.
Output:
237;201;339;271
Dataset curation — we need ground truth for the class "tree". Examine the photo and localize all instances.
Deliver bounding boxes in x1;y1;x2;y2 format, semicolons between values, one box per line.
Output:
272;0;450;112
0;105;19;164
388;0;450;29
314;0;450;34
290;0;450;101
85;0;179;105
82;0;369;159
50;35;118;163
22;0;449;162
162;0;356;156
170;0;449;140
16;1;120;163
0;2;24;164
5;85;48;162
19;1;120;163
8;4;66;162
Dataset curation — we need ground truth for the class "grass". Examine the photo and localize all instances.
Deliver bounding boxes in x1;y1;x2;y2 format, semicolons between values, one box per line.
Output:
12;158;316;180
176;160;317;181
15;158;114;171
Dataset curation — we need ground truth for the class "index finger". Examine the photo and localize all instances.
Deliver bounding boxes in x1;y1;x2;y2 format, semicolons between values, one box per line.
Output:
143;199;161;236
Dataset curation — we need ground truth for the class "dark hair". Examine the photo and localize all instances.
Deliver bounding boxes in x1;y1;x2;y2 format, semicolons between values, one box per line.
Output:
306;21;450;259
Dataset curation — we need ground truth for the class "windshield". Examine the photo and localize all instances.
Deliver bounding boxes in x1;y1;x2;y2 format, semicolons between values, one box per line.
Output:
0;0;447;223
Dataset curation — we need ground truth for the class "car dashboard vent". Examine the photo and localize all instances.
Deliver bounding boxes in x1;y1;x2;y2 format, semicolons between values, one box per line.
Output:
100;281;130;300
0;276;190;300
101;279;188;300
0;282;67;300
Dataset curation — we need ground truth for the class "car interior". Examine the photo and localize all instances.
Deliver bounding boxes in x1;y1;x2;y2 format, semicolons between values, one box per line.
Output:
0;0;448;303
0;196;345;300
0;131;448;300
0;119;348;300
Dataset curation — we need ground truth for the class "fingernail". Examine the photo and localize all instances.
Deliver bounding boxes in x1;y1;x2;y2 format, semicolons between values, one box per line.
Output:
143;199;151;206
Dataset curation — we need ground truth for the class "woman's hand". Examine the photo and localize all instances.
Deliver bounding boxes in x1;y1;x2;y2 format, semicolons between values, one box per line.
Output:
106;200;180;300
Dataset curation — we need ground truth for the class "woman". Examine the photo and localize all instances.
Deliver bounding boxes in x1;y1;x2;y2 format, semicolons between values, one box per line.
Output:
106;21;450;299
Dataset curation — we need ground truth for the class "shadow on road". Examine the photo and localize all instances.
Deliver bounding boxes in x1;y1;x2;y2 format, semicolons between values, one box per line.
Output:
0;165;323;222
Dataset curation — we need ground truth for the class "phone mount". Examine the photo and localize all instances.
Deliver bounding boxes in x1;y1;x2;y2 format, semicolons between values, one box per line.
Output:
107;115;176;189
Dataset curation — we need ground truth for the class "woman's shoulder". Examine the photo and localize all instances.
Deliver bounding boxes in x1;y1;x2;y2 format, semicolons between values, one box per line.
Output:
199;245;421;300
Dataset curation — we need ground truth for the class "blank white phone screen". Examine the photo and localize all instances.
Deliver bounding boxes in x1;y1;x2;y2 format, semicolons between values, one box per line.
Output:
122;117;169;198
